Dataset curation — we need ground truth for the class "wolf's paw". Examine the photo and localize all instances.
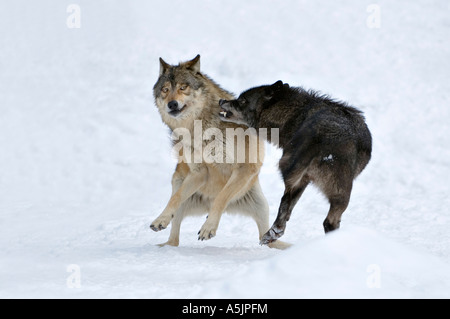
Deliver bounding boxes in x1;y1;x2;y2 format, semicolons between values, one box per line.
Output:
323;218;340;234
157;240;179;247
198;220;218;241
150;215;172;232
260;226;285;246
268;240;292;250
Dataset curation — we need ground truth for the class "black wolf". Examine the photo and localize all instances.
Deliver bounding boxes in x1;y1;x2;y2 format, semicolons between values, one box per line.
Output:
219;81;372;245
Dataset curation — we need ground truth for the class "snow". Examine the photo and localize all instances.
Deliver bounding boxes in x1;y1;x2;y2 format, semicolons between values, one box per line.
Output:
1;0;449;299
205;226;450;299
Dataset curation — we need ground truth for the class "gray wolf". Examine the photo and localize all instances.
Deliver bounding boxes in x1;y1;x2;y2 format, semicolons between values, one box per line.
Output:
150;56;289;249
219;80;372;245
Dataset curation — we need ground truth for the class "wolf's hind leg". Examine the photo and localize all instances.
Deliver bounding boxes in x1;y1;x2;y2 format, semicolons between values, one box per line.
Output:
243;181;271;240
323;191;351;233
320;160;354;233
229;181;292;249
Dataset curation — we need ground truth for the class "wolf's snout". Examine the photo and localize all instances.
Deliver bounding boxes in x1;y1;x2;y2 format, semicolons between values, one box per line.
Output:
219;99;234;120
219;99;228;107
168;100;179;110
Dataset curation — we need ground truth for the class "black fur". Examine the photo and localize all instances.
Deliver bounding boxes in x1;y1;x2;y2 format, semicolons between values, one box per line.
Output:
219;81;372;244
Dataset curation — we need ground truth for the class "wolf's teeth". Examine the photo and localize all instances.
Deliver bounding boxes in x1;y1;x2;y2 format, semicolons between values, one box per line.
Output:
220;111;227;116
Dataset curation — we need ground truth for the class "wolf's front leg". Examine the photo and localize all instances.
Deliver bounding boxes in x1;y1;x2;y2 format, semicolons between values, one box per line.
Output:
198;166;257;241
151;166;207;232
260;181;308;245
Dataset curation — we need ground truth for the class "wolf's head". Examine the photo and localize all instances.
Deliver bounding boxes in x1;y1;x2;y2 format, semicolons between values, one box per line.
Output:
219;81;287;127
154;55;208;128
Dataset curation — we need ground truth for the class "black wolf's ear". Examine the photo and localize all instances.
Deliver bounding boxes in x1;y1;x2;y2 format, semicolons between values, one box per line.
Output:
159;57;170;76
264;80;285;99
183;54;201;73
272;80;284;90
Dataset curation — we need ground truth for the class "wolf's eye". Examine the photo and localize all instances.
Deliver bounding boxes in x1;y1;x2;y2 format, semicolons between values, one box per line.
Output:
239;98;247;105
180;85;188;91
162;87;169;93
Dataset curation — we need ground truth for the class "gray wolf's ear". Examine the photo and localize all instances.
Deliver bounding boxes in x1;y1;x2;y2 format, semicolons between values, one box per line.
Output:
183;54;201;73
159;57;170;76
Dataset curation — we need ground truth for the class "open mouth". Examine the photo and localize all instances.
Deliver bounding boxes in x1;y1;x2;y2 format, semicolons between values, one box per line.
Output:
219;107;234;119
168;104;187;117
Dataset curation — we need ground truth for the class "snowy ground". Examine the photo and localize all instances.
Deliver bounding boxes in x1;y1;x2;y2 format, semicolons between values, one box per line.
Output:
1;0;449;299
